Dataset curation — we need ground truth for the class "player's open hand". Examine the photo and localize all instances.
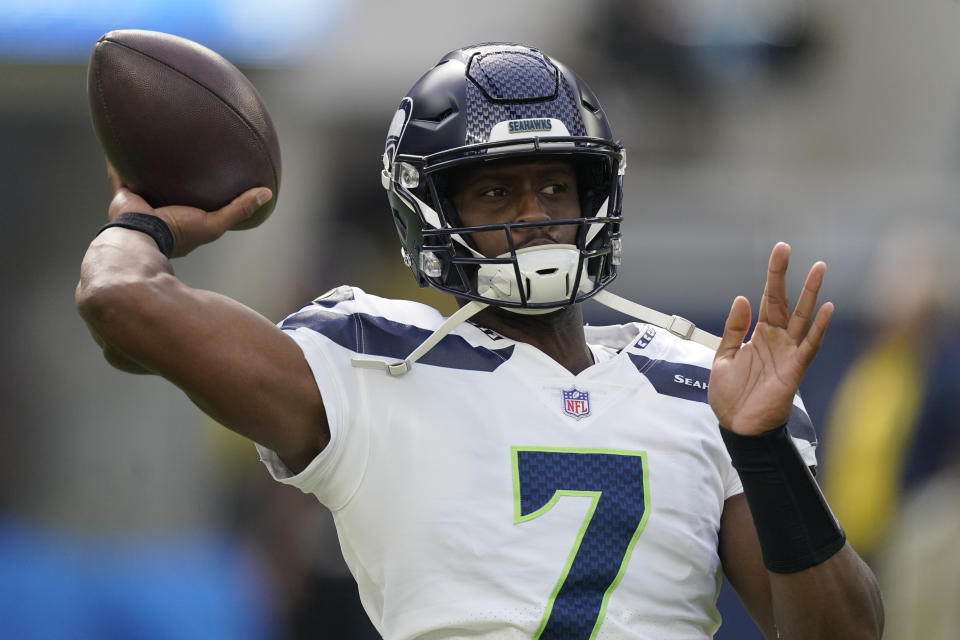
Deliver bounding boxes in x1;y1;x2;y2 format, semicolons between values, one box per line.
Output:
708;242;834;436
105;163;271;258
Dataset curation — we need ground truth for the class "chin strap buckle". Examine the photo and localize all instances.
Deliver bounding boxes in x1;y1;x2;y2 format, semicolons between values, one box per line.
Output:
350;357;411;377
667;315;696;341
591;289;722;350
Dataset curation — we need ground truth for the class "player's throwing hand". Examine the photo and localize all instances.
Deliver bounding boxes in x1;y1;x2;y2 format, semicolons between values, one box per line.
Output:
104;163;271;258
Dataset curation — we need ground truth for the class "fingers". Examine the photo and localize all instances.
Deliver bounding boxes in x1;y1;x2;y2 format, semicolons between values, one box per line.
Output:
716;295;751;361
798;301;834;369
787;261;826;343
208;187;272;230
758;242;791;327
104;159;156;221
107;184;153;221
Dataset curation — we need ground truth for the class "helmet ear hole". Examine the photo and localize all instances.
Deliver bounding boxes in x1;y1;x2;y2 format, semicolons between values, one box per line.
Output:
575;156;613;218
432;169;482;256
431;171;460;226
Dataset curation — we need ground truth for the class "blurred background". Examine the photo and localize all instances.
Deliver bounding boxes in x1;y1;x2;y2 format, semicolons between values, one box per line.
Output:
2;0;960;638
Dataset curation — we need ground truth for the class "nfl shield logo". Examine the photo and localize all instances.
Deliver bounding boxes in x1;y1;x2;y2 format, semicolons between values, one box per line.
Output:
562;388;591;420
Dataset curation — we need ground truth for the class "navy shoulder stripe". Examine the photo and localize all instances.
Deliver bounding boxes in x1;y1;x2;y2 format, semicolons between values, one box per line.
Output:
281;305;514;373
628;353;710;404
627;354;817;445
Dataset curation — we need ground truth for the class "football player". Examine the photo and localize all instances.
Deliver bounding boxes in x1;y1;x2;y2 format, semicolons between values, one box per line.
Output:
77;43;883;639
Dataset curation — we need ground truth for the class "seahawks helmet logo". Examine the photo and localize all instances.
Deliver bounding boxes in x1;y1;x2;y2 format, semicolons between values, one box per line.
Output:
383;97;413;172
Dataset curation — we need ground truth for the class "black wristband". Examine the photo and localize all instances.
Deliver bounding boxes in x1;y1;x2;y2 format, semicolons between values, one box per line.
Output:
721;423;846;573
97;213;174;258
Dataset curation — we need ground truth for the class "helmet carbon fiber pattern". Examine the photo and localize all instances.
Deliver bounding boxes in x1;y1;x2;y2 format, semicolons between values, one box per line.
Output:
464;78;587;145
468;48;557;101
382;43;626;312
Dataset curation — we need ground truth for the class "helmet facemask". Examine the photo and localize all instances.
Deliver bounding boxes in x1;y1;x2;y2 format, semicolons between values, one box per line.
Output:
388;143;624;313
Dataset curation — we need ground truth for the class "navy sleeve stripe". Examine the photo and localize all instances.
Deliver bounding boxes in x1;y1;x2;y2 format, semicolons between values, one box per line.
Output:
627;353;817;445
281;305;514;373
785;404;816;446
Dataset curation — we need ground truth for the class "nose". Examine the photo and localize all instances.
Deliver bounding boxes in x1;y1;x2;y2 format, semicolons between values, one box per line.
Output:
510;185;558;249
513;185;550;223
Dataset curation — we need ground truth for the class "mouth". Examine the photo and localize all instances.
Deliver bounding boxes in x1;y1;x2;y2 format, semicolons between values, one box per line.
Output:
516;235;560;251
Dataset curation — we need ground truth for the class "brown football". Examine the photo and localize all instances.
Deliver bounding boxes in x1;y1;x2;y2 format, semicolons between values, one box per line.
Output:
87;29;281;230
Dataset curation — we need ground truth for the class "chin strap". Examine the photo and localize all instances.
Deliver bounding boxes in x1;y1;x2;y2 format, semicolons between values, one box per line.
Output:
351;300;489;376
591;289;722;350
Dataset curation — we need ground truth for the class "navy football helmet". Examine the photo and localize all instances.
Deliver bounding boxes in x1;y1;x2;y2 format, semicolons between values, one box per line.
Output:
382;43;626;313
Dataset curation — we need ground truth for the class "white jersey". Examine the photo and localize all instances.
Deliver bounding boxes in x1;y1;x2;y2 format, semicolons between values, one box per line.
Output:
257;286;818;640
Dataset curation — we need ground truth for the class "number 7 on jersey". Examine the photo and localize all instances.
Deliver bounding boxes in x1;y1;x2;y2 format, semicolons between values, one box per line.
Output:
512;447;650;640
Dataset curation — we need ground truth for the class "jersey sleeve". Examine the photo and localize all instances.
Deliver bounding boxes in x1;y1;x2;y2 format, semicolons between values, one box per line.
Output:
787;396;819;470
254;291;372;510
722;451;744;500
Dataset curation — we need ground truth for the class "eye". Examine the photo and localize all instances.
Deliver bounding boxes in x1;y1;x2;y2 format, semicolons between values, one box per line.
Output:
481;186;509;198
541;183;568;196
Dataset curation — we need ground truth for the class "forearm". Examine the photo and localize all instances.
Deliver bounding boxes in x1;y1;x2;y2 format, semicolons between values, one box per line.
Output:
77;228;175;368
769;544;883;639
76;225;328;467
77;226;274;386
76;228;178;371
721;425;883;639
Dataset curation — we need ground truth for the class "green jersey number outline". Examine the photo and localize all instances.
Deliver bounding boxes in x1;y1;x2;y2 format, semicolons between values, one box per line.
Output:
511;447;650;639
